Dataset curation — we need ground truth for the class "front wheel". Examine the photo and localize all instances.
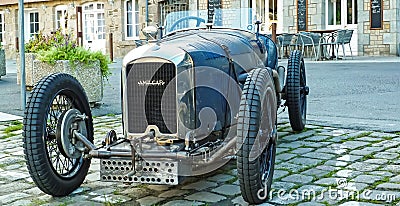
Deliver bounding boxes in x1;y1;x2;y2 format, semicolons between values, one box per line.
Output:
237;68;277;204
23;73;93;196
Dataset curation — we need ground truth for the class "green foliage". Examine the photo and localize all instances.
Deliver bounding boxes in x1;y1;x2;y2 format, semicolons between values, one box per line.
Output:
10;120;22;125
4;122;23;133
25;29;70;53
225;176;238;184
38;46;111;78
26;29;111;78
1;121;22;139
1;133;17;139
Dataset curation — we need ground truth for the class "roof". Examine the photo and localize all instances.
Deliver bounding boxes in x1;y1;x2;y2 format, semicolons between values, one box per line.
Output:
0;0;50;6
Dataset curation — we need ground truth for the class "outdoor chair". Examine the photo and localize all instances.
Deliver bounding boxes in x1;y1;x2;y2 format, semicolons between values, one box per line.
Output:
320;29;354;60
297;32;322;60
277;33;297;58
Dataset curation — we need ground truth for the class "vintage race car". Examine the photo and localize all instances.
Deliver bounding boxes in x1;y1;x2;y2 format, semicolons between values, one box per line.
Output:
23;8;308;204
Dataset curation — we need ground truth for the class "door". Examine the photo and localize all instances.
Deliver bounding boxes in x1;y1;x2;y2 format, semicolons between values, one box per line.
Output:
83;2;106;53
326;0;358;55
250;0;278;33
0;12;4;44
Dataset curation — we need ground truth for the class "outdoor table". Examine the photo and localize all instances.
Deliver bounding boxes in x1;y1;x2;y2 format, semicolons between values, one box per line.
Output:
307;29;338;60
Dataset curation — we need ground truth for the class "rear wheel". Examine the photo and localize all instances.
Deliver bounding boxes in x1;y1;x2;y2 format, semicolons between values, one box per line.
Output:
23;73;93;196
286;50;309;131
237;68;277;204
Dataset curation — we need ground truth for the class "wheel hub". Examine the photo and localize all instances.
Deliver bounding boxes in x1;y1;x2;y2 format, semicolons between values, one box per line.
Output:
57;109;87;159
301;86;310;95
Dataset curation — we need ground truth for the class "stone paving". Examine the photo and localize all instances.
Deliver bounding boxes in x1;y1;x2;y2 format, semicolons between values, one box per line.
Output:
0;115;400;205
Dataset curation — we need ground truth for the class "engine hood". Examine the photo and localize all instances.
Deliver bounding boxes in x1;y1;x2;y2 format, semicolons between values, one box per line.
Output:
123;42;187;66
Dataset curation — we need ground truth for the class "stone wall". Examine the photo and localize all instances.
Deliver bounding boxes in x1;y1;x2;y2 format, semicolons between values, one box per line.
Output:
358;0;399;56
198;0;207;10
2;8;20;59
307;0;325;31
282;0;325;33
282;0;297;33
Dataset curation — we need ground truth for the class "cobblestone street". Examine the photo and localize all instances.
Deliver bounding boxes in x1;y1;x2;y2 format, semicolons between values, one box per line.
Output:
0;115;400;205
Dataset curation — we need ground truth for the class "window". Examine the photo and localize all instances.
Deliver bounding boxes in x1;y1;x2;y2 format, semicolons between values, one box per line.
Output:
326;0;357;26
347;0;357;24
0;13;4;43
29;12;39;38
126;0;139;39
97;13;105;40
55;5;68;31
83;3;105;41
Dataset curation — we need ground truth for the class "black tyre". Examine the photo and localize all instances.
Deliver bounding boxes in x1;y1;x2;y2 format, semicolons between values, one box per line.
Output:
286;50;308;131
237;68;277;204
23;73;93;196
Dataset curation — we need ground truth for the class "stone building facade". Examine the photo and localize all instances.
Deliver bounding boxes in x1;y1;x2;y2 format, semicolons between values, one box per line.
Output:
1;0;398;58
282;0;400;56
0;0;170;59
358;0;400;55
0;0;264;59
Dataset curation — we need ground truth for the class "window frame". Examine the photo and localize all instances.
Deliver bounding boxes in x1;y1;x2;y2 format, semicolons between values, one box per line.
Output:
325;0;357;26
55;5;68;31
125;0;140;40
28;11;40;39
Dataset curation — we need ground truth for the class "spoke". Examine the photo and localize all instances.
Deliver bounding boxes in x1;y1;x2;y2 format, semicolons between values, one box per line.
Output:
45;93;82;178
55;154;61;173
61;157;68;174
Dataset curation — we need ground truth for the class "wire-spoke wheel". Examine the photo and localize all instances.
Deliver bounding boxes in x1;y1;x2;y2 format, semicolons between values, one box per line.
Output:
23;73;93;196
237;68;277;204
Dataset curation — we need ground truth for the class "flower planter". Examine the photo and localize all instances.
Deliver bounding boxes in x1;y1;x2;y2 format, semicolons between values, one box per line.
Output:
16;53;37;86
0;49;6;78
34;60;103;103
17;53;103;103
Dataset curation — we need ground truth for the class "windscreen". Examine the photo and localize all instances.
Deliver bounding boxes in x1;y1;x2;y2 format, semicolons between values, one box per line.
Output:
164;8;256;34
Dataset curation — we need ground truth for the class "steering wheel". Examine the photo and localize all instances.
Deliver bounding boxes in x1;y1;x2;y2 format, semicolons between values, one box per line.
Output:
168;16;206;32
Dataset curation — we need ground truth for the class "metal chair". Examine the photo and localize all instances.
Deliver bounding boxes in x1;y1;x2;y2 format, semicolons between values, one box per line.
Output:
340;30;354;59
297;32;322;60
277;33;297;58
321;29;353;60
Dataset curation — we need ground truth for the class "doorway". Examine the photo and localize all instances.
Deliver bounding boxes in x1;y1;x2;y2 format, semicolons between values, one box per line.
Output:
82;2;106;53
249;0;278;33
326;0;358;55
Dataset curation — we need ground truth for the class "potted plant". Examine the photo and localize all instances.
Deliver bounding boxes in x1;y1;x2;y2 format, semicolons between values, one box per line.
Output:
0;44;5;78
17;29;111;104
17;30;51;85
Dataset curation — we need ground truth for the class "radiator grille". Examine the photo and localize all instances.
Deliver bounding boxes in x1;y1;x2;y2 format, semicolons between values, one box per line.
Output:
126;62;177;134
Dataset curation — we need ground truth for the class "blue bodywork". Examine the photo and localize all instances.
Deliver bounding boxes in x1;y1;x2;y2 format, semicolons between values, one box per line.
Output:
122;28;279;142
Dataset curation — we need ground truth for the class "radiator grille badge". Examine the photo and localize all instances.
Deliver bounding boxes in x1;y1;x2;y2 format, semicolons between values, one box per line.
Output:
138;80;166;86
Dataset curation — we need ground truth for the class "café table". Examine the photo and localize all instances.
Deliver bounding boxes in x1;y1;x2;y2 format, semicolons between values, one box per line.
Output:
306;29;338;60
